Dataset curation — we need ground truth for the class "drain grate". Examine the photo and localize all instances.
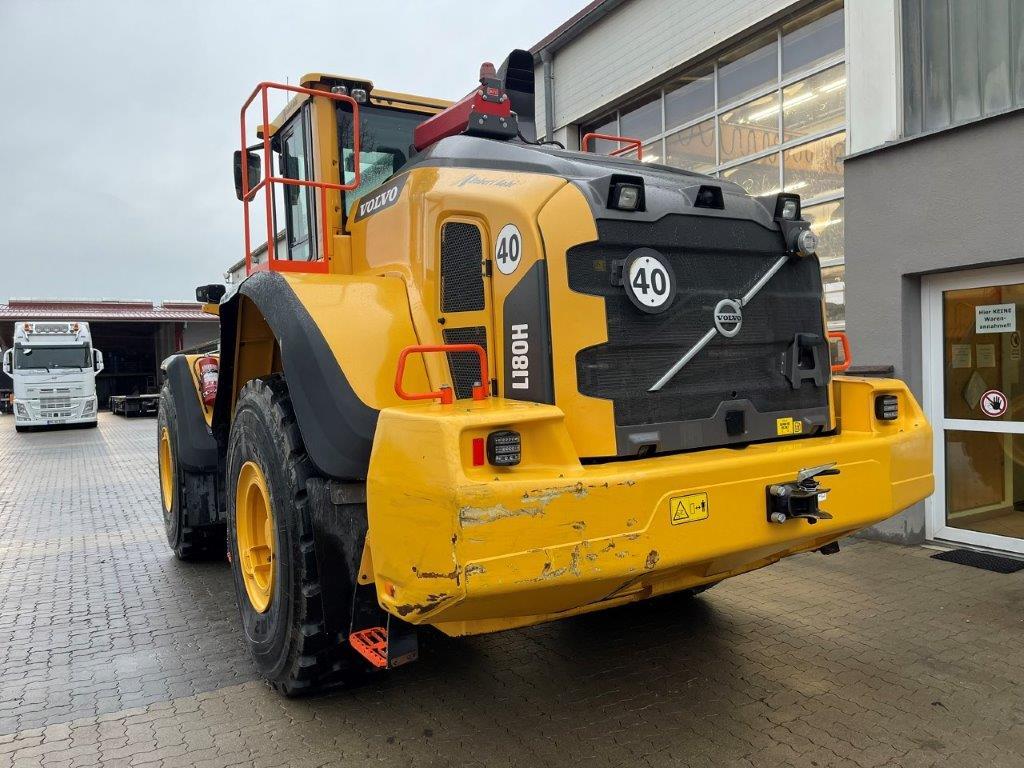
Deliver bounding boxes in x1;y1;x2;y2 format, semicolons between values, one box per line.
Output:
930;548;1024;574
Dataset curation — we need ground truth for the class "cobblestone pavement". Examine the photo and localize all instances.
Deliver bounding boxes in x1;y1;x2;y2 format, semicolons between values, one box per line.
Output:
1;413;1022;768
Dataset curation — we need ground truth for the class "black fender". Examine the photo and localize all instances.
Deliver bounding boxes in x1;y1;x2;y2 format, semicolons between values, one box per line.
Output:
214;271;379;480
164;355;218;473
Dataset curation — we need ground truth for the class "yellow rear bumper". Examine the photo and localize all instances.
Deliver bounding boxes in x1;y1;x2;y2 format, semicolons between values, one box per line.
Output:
366;377;933;636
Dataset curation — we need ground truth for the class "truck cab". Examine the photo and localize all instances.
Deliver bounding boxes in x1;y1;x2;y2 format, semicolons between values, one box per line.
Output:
3;321;103;431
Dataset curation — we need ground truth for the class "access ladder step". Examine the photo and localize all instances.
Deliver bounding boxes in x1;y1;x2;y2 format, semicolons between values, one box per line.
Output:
349;627;388;668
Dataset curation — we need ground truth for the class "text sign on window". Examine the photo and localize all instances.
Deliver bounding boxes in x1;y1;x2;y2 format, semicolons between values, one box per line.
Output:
976;303;1016;333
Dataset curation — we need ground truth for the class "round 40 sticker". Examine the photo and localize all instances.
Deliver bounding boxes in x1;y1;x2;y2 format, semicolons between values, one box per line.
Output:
623;248;677;313
495;224;523;275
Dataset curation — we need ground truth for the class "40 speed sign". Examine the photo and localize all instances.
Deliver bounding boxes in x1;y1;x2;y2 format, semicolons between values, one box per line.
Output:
622;248;677;313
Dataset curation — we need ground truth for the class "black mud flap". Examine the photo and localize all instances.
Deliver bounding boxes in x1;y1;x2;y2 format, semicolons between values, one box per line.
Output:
348;583;419;670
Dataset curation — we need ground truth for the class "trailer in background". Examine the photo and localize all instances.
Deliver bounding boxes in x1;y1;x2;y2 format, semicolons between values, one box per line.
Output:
110;394;159;417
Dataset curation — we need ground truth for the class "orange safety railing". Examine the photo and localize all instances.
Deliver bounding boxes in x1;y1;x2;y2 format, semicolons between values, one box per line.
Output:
580;132;643;160
828;331;852;373
395;344;489;405
239;82;361;276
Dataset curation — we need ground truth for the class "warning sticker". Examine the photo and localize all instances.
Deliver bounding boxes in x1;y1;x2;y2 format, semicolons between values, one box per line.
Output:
776;417;804;436
669;492;709;525
980;389;1008;418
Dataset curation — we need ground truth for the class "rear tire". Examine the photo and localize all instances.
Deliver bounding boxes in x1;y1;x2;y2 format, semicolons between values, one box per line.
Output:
226;375;366;696
158;385;224;560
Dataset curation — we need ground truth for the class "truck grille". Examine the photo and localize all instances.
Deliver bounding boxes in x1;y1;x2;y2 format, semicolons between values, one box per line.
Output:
567;216;828;455
40;397;72;410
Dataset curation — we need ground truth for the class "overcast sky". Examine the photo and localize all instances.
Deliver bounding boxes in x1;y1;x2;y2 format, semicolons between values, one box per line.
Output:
0;0;584;302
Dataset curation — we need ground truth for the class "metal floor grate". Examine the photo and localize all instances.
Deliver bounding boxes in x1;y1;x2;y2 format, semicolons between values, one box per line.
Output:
930;548;1024;574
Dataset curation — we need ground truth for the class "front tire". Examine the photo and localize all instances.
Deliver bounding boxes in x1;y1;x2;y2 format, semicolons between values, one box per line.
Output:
158;386;223;560
226;375;365;696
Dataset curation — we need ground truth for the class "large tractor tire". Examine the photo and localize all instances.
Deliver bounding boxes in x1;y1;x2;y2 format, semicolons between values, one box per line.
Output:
158;386;224;560
225;375;366;696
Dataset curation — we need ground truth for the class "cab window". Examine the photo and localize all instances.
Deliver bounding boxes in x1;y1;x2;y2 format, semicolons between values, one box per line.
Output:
278;106;315;261
336;105;425;219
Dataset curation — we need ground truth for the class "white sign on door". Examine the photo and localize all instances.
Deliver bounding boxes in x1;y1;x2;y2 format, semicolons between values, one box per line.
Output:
976;303;1016;333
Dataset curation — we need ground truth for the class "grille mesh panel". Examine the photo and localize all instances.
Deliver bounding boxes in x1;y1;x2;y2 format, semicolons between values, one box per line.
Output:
440;222;485;313
569;216;827;428
442;326;488;400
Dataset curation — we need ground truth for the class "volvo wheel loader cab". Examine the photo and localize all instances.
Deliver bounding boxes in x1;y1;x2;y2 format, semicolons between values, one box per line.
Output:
158;51;934;695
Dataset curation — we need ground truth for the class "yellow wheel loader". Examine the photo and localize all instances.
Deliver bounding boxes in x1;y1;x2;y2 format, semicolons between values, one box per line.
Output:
157;51;933;695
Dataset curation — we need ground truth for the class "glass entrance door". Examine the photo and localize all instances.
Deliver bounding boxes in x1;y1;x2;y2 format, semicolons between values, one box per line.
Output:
923;265;1024;553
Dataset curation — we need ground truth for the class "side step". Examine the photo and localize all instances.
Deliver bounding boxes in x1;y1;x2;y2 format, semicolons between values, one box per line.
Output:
348;621;419;670
349;628;388;668
349;581;419;670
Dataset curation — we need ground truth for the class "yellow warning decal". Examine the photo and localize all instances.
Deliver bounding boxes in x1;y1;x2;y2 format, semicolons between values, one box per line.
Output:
776;417;804;436
669;492;710;525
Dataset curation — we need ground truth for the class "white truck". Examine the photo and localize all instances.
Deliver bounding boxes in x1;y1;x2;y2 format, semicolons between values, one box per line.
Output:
2;321;104;431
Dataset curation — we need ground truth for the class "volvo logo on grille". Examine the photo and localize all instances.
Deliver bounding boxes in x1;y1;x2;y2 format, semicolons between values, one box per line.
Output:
713;299;743;338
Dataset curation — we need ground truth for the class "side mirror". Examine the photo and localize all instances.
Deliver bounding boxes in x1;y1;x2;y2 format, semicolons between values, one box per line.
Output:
234;150;261;201
2;349;11;375
93;349;104;374
195;284;227;304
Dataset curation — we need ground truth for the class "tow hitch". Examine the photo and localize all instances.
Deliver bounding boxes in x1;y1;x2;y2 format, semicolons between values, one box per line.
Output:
767;463;839;524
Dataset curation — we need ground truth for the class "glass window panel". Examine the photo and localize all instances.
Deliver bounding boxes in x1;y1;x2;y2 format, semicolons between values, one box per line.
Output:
944;430;1024;539
640;139;664;165
951;0;982;123
782;0;845;76
783;131;845;200
582;115;619;154
821;264;845;330
718;33;778;105
802;199;845;264
720;153;780;197
980;0;1013;114
942;283;1024;420
902;0;925;136
922;0;953;131
619;92;662;142
664;119;716;173
719;92;780;163
782;64;846;142
664;64;715;129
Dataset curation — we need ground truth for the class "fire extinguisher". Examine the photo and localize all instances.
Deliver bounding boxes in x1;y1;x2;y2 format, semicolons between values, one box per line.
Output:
196;356;219;407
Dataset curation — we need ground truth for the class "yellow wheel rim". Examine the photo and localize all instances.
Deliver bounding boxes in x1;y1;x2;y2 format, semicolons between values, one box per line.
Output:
159;427;174;512
235;460;275;613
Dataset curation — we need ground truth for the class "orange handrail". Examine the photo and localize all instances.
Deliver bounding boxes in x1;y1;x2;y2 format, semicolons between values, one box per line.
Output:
580;132;643;160
239;82;362;276
395;344;489;405
829;331;852;373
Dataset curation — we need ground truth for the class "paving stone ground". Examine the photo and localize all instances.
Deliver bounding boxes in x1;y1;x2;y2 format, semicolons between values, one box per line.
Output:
0;413;1022;767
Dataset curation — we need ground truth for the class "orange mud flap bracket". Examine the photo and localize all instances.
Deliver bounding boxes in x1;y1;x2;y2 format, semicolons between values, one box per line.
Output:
348;583;419;670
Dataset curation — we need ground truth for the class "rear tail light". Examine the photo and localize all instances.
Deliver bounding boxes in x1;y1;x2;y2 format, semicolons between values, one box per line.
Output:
472;437;485;467
875;394;899;421
486;430;521;467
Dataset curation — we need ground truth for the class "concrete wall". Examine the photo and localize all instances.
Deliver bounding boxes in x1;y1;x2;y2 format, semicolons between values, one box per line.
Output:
845;108;1024;542
536;0;800;135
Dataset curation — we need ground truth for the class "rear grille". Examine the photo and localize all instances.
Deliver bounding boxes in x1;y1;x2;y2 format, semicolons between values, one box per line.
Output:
567;215;828;453
440;222;484;313
442;326;488;400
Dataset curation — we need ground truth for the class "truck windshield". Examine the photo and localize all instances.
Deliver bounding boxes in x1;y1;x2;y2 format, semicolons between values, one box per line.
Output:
14;345;90;370
336;104;426;217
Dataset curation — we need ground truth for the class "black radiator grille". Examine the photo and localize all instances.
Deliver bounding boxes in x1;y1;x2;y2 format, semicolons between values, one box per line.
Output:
568;216;827;429
442;326;488;400
440;222;484;313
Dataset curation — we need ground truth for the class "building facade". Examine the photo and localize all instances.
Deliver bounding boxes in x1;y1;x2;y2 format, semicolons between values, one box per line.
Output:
533;0;1024;553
